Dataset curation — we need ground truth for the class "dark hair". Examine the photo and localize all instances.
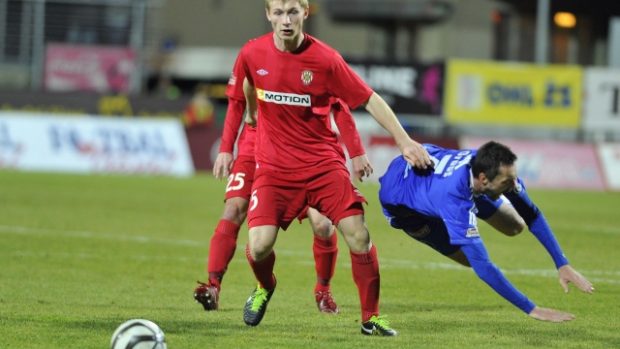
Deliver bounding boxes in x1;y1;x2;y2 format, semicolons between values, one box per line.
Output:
471;141;517;181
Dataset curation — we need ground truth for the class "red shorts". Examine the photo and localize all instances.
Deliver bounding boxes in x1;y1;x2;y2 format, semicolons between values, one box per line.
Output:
247;165;366;230
224;155;256;201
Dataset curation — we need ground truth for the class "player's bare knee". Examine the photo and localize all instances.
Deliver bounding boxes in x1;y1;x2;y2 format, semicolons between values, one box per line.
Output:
503;219;526;236
342;229;370;252
448;250;471;267
506;226;524;236
221;198;249;225
248;240;271;261
337;215;369;252
248;226;278;261
313;219;333;239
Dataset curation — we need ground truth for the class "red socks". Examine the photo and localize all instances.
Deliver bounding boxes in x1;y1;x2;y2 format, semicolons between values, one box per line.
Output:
207;219;240;289
245;244;276;290
313;231;338;293
350;244;380;322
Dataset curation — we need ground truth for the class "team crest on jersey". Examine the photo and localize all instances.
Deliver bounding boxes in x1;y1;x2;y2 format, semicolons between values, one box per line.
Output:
301;70;313;85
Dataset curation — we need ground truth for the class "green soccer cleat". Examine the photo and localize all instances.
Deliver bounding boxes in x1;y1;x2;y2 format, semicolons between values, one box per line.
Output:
243;282;276;326
361;315;398;336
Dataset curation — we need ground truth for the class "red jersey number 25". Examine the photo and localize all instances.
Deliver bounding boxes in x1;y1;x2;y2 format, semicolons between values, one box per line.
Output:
226;173;246;192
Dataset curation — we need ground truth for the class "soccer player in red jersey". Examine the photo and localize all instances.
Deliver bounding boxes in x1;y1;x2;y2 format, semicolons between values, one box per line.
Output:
235;0;432;336
193;53;373;314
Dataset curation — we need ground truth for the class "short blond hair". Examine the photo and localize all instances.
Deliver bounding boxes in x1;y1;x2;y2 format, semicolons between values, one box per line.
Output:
265;0;309;10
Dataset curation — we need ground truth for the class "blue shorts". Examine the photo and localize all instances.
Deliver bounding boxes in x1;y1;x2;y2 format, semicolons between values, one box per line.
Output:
383;204;460;256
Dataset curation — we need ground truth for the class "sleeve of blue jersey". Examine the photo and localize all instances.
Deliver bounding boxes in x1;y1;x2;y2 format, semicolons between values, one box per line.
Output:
461;243;536;314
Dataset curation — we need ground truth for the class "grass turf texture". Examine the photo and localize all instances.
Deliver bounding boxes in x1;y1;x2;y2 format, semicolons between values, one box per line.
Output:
1;170;619;349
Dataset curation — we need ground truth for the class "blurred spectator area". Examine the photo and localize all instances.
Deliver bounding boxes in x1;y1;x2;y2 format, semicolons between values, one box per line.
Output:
1;0;620;142
0;0;165;92
4;0;620;94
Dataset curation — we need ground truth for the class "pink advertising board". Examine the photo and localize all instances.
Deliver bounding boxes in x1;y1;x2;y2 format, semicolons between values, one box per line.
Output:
461;137;605;190
44;44;136;93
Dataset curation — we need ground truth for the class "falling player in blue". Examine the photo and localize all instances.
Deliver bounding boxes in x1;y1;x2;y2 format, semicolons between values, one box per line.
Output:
379;141;594;322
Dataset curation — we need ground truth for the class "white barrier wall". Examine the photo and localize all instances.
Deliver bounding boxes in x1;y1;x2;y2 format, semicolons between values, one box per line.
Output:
598;144;620;190
582;68;620;132
0;112;194;177
461;137;606;191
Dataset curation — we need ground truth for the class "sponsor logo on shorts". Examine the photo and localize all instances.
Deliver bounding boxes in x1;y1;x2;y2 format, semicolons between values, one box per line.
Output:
256;88;311;107
466;227;480;238
301;70;313;85
257;69;269;76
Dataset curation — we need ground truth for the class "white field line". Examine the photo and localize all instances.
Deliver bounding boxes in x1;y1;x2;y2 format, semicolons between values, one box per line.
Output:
375;259;620;284
550;222;620;235
0;224;203;247
2;224;619;285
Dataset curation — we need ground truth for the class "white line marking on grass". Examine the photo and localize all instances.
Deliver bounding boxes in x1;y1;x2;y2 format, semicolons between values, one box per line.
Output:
9;250;197;263
296;258;620;285
552;222;620;235
4;224;618;284
0;225;204;248
383;259;620;285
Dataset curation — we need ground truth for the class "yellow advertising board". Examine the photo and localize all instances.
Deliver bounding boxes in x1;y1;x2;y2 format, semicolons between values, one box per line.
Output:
445;59;582;128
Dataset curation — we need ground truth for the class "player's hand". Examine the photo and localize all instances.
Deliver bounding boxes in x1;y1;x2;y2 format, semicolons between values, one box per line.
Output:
558;264;594;294
213;152;233;180
351;154;373;182
245;111;257;126
528;306;575;322
400;139;433;169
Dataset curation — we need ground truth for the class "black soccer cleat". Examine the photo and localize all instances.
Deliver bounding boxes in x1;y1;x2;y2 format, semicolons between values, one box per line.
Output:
243;281;276;326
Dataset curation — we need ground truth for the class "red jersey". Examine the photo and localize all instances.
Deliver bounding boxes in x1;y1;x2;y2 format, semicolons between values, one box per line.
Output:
233;33;372;172
222;53;256;158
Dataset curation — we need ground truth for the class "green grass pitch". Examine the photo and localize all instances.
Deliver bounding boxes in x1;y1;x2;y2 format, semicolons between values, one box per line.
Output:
1;170;619;348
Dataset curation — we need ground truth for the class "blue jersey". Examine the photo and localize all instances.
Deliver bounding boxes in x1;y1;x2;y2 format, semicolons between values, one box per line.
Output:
379;144;539;313
378;144;572;314
379;144;480;245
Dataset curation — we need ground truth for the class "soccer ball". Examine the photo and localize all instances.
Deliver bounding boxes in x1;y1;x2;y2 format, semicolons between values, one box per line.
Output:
110;319;167;349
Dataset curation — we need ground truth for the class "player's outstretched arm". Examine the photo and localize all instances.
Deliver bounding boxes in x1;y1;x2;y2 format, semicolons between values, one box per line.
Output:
528;306;575;322
460;243;536;314
213;152;233;180
504;180;594;295
461;243;574;322
363;92;432;169
558;264;595;294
